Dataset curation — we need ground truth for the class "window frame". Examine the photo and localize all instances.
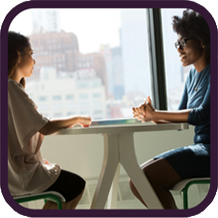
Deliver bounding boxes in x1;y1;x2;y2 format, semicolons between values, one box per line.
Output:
147;8;167;110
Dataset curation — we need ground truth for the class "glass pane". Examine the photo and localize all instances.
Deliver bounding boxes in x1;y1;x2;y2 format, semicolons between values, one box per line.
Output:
161;9;193;110
9;8;151;120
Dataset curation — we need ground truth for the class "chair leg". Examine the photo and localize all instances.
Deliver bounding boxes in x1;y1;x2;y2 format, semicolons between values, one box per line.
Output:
44;193;63;209
44;198;62;209
182;180;210;209
182;188;188;209
56;199;62;209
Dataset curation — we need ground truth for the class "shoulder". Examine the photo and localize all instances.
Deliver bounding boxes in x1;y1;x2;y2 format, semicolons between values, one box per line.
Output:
8;78;31;104
8;78;24;93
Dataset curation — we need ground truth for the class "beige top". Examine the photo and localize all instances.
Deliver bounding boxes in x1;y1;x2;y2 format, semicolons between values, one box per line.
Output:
8;78;61;196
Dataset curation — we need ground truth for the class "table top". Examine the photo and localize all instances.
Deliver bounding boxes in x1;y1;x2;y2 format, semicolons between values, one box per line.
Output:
54;119;189;135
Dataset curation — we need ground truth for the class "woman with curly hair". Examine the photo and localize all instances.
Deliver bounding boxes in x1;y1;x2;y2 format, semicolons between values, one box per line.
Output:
8;31;92;209
129;9;210;209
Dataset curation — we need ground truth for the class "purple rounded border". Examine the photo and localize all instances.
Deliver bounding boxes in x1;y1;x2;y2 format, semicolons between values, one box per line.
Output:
1;0;217;217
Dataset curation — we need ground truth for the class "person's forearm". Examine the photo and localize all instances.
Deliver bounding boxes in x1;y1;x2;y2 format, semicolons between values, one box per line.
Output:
39;116;80;135
152;109;192;123
151;120;170;124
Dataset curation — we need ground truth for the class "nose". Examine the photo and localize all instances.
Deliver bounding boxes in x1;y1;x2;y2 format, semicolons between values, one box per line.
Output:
177;45;183;53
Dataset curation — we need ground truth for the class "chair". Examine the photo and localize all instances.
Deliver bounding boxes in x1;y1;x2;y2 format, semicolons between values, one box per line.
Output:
171;177;210;209
14;191;66;209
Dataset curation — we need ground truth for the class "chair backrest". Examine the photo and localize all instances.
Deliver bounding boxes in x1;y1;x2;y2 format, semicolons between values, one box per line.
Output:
14;191;66;202
170;177;210;209
171;177;210;192
14;191;66;209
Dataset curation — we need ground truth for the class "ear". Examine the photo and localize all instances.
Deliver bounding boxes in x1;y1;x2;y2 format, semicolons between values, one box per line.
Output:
17;51;21;63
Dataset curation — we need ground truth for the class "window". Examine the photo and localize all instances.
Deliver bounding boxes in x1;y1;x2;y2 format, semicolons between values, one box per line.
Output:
12;8;184;121
77;81;90;89
53;95;62;101
161;9;192;110
94;110;103;115
79;102;88;107
79;94;89;100
38;103;48;110
92;93;101;98
66;95;74;100
80;111;89;115
93;101;102;107
53;112;63;117
66;111;76;116
92;81;101;87
53;103;62;110
38;96;47;101
65;102;76;109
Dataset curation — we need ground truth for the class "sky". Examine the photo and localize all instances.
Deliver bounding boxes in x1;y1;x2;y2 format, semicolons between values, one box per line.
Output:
9;8;122;54
7;8;184;55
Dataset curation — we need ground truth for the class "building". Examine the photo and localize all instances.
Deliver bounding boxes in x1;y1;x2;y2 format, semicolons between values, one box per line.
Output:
26;67;107;120
29;31;79;79
99;44;113;97
29;31;109;97
77;52;108;96
120;9;151;96
111;46;124;100
31;10;61;34
100;45;124;100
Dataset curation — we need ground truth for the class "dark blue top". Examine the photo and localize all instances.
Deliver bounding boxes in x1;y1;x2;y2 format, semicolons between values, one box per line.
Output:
178;64;210;144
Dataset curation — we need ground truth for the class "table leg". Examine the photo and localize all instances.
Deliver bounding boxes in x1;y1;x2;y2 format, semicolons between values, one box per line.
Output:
119;133;164;209
90;134;120;209
107;163;120;209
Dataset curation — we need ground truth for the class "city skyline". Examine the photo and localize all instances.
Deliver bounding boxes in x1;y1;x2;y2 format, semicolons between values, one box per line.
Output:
9;8;122;54
10;8;189;119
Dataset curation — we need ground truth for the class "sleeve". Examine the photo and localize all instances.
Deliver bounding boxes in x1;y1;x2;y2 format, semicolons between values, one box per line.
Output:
178;77;188;110
8;80;49;153
188;77;210;125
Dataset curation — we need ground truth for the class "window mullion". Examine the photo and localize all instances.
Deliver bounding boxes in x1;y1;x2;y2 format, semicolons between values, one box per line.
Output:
146;8;167;110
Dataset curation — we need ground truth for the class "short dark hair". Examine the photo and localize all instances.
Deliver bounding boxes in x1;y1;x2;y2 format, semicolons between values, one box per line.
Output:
8;31;30;87
172;9;210;61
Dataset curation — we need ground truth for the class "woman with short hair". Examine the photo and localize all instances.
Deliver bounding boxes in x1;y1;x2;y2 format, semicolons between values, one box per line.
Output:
130;9;210;209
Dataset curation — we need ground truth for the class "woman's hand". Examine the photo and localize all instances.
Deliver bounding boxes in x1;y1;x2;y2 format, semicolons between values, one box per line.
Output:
132;95;192;124
142;103;155;122
146;96;155;110
132;96;155;122
78;116;92;128
132;102;146;122
67;116;92;128
133;103;155;122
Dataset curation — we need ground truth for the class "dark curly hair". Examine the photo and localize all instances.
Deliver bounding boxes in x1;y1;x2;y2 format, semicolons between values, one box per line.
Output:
172;9;210;61
8;31;30;88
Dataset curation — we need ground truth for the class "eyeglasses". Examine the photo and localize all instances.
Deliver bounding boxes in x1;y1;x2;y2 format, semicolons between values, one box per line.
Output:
174;38;193;49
